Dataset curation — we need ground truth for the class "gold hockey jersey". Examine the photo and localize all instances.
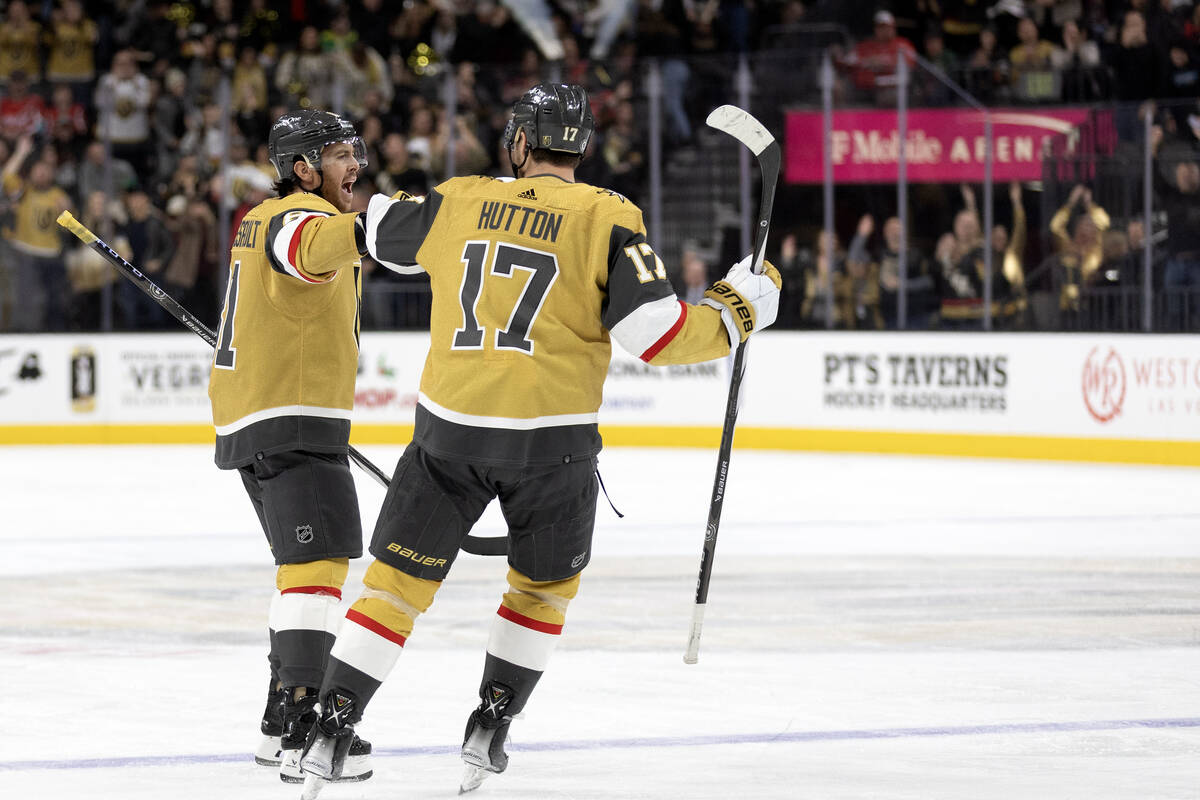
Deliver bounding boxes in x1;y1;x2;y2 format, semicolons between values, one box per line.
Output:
208;191;362;468
366;173;730;467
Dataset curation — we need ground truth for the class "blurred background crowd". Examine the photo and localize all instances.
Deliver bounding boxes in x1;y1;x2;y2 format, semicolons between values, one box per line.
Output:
0;0;1198;334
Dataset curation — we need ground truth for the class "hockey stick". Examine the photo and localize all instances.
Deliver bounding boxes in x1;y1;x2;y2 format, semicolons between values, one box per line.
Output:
56;211;508;557
684;106;780;664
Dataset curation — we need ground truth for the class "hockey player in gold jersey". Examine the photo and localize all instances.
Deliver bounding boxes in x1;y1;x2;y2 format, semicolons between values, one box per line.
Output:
297;85;782;794
207;110;373;784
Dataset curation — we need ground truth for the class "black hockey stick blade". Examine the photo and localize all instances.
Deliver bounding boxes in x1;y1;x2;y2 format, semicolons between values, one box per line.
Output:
684;107;780;664
56;212;507;557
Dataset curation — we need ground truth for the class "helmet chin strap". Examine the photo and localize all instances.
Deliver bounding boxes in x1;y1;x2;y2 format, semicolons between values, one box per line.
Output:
298;156;325;193
508;133;531;178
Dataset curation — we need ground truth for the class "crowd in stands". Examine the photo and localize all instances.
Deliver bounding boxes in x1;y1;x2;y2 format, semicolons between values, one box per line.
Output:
0;0;1198;333
777;0;1200;331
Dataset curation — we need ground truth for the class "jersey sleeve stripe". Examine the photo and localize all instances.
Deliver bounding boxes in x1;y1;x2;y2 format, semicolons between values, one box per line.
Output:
638;300;687;362
608;294;685;360
269;211;334;283
286;216;327;282
367;188;443;274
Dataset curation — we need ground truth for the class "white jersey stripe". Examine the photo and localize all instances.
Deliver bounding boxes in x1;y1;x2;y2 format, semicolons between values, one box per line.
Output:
418;393;598;430
329;615;404;682
608;295;683;359
272;212;335;283
268;591;339;634
486;613;559;672
212;404;353;435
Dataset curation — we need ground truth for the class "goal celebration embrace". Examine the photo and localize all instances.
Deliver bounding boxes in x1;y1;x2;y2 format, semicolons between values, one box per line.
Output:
10;3;1200;798
199;84;781;798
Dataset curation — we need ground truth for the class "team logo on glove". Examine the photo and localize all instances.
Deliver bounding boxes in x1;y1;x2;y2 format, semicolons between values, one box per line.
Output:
706;282;755;335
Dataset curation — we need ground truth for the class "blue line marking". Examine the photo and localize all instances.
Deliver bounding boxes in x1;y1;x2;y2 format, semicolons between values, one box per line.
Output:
3;717;1197;772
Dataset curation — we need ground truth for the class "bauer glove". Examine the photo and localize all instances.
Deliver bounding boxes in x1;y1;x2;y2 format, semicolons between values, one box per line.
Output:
702;254;783;344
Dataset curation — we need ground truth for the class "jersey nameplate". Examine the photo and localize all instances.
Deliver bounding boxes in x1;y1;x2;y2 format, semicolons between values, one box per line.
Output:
232;218;262;249
477;201;563;243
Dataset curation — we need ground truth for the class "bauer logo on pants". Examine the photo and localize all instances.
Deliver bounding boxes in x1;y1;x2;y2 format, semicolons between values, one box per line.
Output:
295;524;314;544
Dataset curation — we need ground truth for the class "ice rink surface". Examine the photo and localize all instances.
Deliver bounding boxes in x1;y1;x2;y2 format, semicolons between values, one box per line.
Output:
2;444;1198;799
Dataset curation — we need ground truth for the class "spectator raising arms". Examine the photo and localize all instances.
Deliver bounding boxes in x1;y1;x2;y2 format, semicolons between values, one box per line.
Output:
1049;183;1110;314
1;137;73;332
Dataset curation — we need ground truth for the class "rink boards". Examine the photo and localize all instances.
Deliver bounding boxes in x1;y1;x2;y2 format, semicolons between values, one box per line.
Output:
0;331;1196;466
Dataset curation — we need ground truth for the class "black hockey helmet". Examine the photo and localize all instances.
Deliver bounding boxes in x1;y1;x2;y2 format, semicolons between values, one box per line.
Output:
268;109;368;180
503;83;594;157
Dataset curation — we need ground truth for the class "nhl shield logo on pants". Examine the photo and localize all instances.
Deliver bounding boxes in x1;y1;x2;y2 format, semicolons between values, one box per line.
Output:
295;524;314;544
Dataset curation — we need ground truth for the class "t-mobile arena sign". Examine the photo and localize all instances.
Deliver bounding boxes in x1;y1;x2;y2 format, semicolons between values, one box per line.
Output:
786;108;1094;183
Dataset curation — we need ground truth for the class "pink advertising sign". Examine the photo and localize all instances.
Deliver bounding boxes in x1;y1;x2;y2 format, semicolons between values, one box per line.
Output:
786;108;1093;184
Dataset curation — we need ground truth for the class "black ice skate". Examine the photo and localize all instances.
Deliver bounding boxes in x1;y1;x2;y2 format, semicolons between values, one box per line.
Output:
295;690;373;799
254;678;287;767
276;686;318;782
459;681;515;794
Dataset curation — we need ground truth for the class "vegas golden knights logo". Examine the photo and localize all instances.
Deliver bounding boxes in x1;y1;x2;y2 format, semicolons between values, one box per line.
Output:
70;347;96;413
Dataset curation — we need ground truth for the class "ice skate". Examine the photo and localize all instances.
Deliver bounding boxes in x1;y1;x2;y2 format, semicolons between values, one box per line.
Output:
459;682;514;794
291;689;372;789
255;678;287;767
275;687;318;783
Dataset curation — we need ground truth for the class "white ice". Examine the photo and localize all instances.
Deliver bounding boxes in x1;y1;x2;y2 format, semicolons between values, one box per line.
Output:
1;445;1198;799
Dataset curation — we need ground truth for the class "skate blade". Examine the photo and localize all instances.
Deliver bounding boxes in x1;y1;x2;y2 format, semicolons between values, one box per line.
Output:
255;734;283;766
280;749;303;783
286;753;373;784
459;764;490;794
300;773;327;800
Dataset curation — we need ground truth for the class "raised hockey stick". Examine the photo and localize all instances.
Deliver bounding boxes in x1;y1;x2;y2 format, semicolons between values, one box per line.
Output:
684;106;780;664
56;210;508;557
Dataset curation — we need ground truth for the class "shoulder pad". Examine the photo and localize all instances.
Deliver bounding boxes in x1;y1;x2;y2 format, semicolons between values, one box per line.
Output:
589;185;644;229
595;187;629;203
389;190;427;203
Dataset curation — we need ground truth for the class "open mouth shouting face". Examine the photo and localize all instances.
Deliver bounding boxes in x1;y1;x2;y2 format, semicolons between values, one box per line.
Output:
319;140;363;213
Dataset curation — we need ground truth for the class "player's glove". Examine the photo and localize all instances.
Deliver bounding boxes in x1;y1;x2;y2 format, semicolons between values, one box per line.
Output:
702;254;783;344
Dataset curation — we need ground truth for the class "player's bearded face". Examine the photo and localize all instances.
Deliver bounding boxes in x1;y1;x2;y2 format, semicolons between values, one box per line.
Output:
320;142;360;213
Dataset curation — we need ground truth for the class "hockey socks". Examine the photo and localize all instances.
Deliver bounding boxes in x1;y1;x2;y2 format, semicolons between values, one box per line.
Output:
269;560;349;688
320;560;441;710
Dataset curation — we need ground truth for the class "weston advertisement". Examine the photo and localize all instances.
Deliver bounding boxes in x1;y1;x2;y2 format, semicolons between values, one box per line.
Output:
741;332;1200;443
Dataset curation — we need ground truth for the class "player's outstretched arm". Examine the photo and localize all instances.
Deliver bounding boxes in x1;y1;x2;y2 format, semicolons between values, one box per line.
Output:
606;231;782;367
266;209;362;282
359;191;441;275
